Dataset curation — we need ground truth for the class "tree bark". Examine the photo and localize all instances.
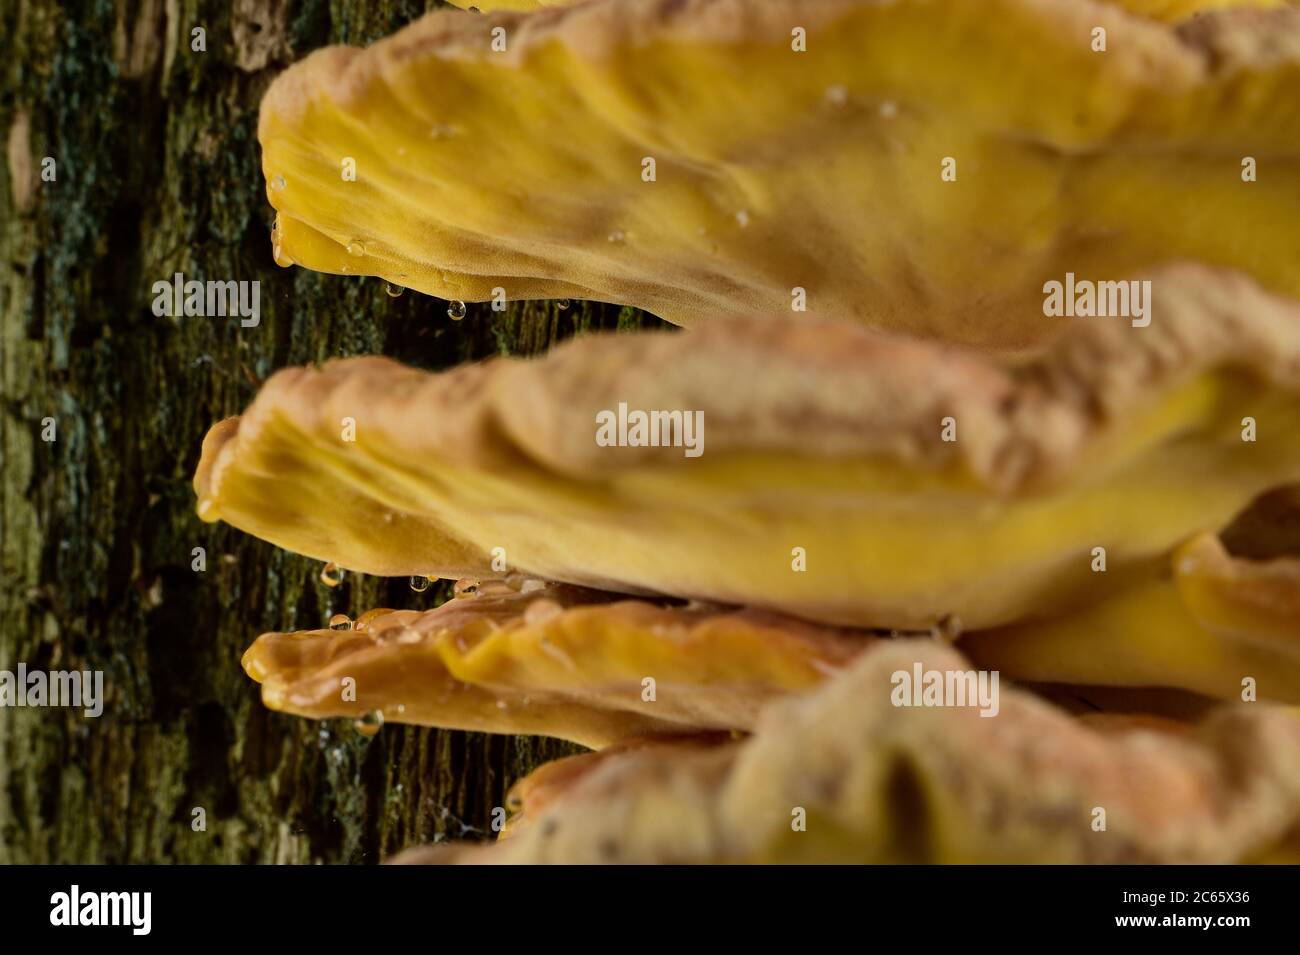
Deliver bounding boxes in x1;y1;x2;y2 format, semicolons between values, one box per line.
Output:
0;0;665;863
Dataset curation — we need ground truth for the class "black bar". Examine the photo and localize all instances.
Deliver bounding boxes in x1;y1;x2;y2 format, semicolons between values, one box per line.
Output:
0;865;1286;940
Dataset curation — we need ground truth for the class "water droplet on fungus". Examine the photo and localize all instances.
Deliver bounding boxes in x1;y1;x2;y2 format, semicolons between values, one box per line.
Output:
931;614;963;644
824;84;848;107
386;282;405;297
270;175;286;191
735;210;751;228
410;575;432;593
607;230;626;244
346;240;366;257
453;578;480;598
320;562;344;587
329;613;352;631
447;300;467;320
879;99;899;119
556;299;571;310
354;710;384;737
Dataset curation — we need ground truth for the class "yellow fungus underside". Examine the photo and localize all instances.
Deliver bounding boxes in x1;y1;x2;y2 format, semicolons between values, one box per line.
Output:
260;0;1300;348
965;532;1300;702
195;266;1300;633
245;530;1300;748
243;584;867;747
444;0;1295;17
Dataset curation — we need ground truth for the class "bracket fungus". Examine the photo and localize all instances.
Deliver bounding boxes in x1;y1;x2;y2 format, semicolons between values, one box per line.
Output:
241;582;868;748
192;0;1300;865
966;528;1300;702
258;0;1300;348
196;265;1300;634
447;0;1297;14
1106;0;1296;19
240;516;1300;749
386;641;1300;864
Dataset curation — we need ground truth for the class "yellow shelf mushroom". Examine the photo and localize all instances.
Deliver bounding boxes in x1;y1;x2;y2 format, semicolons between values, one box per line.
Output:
195;265;1300;633
220;0;1300;865
387;640;1300;864
259;0;1300;348
242;582;868;748
242;521;1300;753
966;531;1300;702
443;0;1295;17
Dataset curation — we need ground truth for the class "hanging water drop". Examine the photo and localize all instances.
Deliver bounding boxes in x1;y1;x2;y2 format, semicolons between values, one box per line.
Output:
453;578;480;598
556;299;571;311
346;239;366;257
824;84;849;107
607;229;626;245
353;710;384;738
447;300;467;320
320;562;344;587
270;175;286;191
410;575;432;593
269;215;291;264
329;613;352;631
386;282;405;298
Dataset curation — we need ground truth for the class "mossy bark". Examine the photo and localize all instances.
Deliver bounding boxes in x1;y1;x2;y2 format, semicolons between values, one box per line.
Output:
0;0;666;863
